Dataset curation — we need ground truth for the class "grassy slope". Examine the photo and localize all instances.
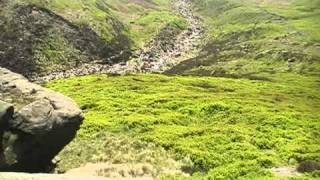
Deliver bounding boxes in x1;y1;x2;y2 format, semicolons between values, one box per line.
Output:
0;0;186;75
48;74;320;179
26;0;187;47
167;0;320;79
45;0;320;179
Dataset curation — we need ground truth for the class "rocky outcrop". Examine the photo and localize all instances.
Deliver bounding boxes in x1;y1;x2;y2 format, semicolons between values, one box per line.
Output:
0;67;84;172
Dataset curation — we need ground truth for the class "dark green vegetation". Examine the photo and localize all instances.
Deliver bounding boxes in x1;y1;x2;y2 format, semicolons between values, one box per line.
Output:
48;73;320;179
167;0;320;80
0;0;186;76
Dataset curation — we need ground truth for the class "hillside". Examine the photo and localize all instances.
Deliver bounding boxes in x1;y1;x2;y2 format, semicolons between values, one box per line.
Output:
45;0;320;179
0;0;186;77
1;0;319;80
167;0;320;80
0;0;319;179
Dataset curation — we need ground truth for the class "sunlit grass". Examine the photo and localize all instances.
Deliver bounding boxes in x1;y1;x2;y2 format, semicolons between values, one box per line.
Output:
47;73;320;179
170;0;320;78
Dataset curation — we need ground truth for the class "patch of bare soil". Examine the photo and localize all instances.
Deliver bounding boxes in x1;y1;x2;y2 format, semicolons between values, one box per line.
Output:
65;160;188;179
271;166;300;177
66;163;154;180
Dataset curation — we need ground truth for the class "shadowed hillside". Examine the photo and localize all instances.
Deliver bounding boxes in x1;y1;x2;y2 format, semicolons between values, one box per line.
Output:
0;0;185;77
0;3;130;76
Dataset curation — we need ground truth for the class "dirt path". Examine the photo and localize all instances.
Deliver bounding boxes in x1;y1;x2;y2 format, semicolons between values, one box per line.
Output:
31;0;204;82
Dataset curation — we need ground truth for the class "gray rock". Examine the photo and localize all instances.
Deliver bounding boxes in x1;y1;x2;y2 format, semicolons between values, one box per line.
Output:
12;99;55;135
0;101;14;127
0;67;84;172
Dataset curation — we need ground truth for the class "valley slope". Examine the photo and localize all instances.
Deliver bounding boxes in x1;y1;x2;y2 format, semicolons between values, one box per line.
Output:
0;0;186;77
47;1;320;179
167;0;320;80
0;0;319;179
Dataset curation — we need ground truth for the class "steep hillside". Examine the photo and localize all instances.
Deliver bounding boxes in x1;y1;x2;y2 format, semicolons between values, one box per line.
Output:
0;0;185;77
167;0;320;80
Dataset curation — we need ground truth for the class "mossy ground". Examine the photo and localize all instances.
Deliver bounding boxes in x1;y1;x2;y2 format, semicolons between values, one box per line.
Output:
47;73;320;179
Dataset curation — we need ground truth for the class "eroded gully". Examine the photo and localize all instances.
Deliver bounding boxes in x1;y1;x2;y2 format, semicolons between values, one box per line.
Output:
32;0;204;82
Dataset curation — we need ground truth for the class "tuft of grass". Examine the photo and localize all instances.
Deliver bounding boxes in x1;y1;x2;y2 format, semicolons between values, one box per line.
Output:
56;132;189;178
47;73;320;179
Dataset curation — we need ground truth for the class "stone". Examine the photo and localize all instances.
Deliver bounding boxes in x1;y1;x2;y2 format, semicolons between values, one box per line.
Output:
0;67;84;172
0;101;14;127
11;99;55;135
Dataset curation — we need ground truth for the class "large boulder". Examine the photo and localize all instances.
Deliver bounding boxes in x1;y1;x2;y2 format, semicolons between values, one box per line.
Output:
0;67;84;172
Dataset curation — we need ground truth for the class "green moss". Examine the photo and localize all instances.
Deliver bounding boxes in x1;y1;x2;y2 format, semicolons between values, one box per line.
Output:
47;73;320;179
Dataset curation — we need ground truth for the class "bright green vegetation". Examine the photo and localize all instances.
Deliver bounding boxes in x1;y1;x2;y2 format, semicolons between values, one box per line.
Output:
130;11;188;47
168;0;320;79
47;73;320;179
3;0;317;179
